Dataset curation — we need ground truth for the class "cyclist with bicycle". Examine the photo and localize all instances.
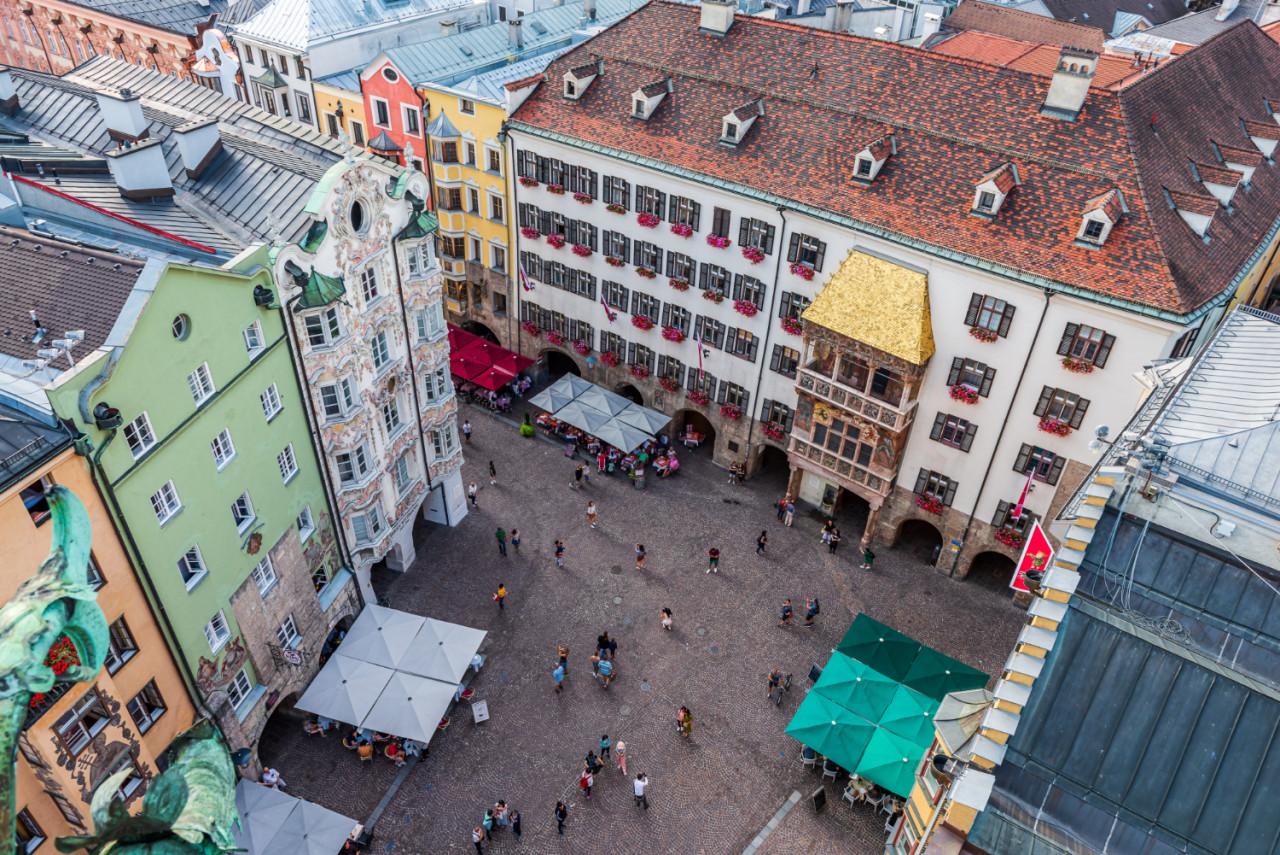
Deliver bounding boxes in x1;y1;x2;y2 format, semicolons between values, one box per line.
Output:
599;657;615;688
767;669;783;701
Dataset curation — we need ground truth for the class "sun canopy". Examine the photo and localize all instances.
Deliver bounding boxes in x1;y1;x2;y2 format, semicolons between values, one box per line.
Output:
400;619;489;684
294;653;392;725
360;671;458;745
529;374;672;453
836;615;926;683
338;604;425;670
785;693;877;772
233;780;357;855
448;325;533;391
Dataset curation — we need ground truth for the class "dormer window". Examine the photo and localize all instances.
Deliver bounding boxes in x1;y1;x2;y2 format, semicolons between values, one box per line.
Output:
634;98;645;117
563;60;600;102
723;121;737;140
631;80;671;121
855;157;873;177
1077;189;1125;247
851;132;894;184
565;80;576;97
720;101;761;146
971;163;1020;218
976;191;996;212
1082;219;1105;240
1164;187;1216;240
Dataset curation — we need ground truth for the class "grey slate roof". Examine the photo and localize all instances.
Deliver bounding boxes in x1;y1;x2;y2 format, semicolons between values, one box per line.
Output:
1140;0;1277;43
1039;0;1187;25
63;0;229;34
451;48;572;104
0;402;72;494
229;0;484;52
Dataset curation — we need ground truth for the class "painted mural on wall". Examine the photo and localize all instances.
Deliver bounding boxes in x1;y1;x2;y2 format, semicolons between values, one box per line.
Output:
195;636;249;695
46;688;152;806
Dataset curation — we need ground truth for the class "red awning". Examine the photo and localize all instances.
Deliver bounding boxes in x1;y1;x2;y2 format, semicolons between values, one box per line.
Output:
447;325;534;391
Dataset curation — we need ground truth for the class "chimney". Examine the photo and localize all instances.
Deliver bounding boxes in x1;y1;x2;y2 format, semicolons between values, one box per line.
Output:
439;18;458;36
173;117;222;180
832;1;854;32
0;68;18;117
584;0;597;20
1040;47;1096;121
95;88;149;142
1214;0;1240;20
104;138;174;200
508;19;523;49
699;0;736;36
920;11;942;39
796;0;810;14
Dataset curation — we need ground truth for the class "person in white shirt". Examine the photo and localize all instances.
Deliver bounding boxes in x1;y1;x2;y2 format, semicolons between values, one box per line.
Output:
261;767;284;789
633;773;649;810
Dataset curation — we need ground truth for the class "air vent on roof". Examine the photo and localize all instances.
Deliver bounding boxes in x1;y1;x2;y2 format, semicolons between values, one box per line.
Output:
530;20;547;34
460;45;473;56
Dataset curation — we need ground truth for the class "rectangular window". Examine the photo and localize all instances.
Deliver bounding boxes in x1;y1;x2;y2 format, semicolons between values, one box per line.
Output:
54;689;110;756
319;378;355;419
913;468;958;506
297;506;315;541
440;235;466;258
948;357;996;397
965;293;1016;337
187;363;215;405
360;267;380;302
403;104;420;135
352;505;385;543
711;207;732;239
243;320;264;354
336;445;370;485
869;367;904;406
124;413;157;458
251;555;277;595
837;356;869;391
636;185;666;218
276;614;300;649
422;367;450;402
177;545;206;589
1057;322;1114;367
304;307;342;346
601;331;626;357
127;681;166;734
761;399;794;431
657;354;684;382
725;328;758;362
694;315;726;349
630;343;655;372
631;292;661;322
429;426;457;459
277;444;298;482
733;274;765;309
602;176;629;209
227;668;252;708
770;344;799;377
602;280;629;311
1014;443;1066;485
373;98;390;127
488;192;505;221
204;610;231;652
371;330;391;371
459;98;475;115
930;412;976;452
467;187;480;214
465;142;476;166
492;244;507;270
488;147;501;172
312;562;331;595
392;453;413;495
209;429;235;470
635;240;662;271
1034;385;1089;428
738;217;775;253
103;617;138;675
382;397;403;435
667;251;694;283
150;481;181;525
15;809;44;854
661;304;691;335
787;232;827;270
669;196;701;230
603;231;630;261
261;383;282;421
701;263;731;296
231;491;255;532
350;121;365;146
722;381;748;408
297;93;311;121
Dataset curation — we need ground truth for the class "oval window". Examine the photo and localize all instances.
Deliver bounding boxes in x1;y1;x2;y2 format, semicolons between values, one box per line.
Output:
382;67;399;83
172;314;190;340
350;201;366;234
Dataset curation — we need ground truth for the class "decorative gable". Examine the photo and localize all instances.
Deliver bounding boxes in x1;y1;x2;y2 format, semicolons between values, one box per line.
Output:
632;80;671;121
972;163;1020;217
1165;187;1218;239
1077;189;1126;246
852;132;895;183
1242;118;1280;159
1190;160;1242;208
563;60;602;101
721;101;762;146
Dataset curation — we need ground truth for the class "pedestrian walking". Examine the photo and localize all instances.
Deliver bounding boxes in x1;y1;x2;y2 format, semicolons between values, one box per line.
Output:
472;827;484;854
707;547;720;573
607;634;618;660
600;734;611;761
784;499;795;527
489;460;497;486
558;645;569;675
468;481;478;507
776;495;788;520
555;539;565;567
510;529;521;554
660;607;673;631
494;584;507;610
676;705;692;739
633;774;650;809
590;652;601;677
554;662;566;694
579;768;594;799
756;529;768;556
495;528;507;557
861;543;876;570
821;519;835;545
729;461;741;485
555;802;568;835
829;528;841;555
597;632;611;658
585;751;602;775
779;598;793;628
572;463;586;490
482;810;494;841
805;598;820;628
510;810;521;841
635;544;646;570
586;501;597;528
616;740;628;775
463;420;472;444
598;657;614;687
495;801;509;828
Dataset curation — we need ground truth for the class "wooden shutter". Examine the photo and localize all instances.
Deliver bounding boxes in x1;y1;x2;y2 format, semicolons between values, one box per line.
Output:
627;341;637;364
770;344;782;372
620;180;630;210
687;366;698;387
725;327;738;354
1047;454;1066;485
538;210;551;235
746;338;758;362
1069;397;1090;429
980;367;996;397
947;357;963;387
813;239;827;272
787;233;801;262
630;292;641;316
652;246;663;272
740;390;750;412
1057;322;1079;356
567;221;580;246
960;423;977;453
699;263;709;290
666;253;676;277
717;380;728;404
1013;443;1032;473
943;479;958;507
929;412;946;441
713;207;730;238
621;235;630;261
913;468;928;494
993;500;1010;527
587;224;598;251
964;293;982;326
998;304;1016;338
632;240;643;266
661;303;672;326
732;273;744;300
1034;386;1053;417
656;190;667;220
763;223;776;254
738;218;750;247
691;202;701;231
1095;333;1116;367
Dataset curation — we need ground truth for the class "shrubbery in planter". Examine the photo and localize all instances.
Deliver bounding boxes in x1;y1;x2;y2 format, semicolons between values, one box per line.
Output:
780;316;803;336
720;403;743;420
637;212;660;228
761;421;785;440
742;246;765;264
733;299;759;317
662;326;685;342
521;321;541;337
969;326;998;343
629;364;650;378
546;234;566;249
573;192;593;204
606;203;626;214
520;226;541;239
605;256;627;268
659;377;679;392
546;184;566;195
1038;417;1072;437
994;526;1026;548
702;290;725;304
949;385;979;405
915;494;944;514
1062;356;1094;374
518;176;539;187
631;315;655;331
687;388;710;405
669;278;690;291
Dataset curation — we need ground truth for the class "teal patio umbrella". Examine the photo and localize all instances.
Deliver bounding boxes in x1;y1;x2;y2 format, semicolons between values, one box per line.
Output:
812;651;899;721
900;647;989;702
878;684;939;746
785;692;877;773
836;614;922;682
856;727;924;798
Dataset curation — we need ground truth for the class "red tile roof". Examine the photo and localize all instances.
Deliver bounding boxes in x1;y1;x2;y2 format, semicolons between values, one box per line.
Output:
942;0;1106;52
982;163;1020;194
863;132;895;161
1243;119;1280;141
1084;189;1125;222
509;4;1280;315
1167;188;1221;217
1194;161;1242;187
930;30;1143;90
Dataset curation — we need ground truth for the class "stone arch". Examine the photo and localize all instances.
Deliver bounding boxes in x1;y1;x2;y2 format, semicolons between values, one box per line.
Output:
893;518;944;566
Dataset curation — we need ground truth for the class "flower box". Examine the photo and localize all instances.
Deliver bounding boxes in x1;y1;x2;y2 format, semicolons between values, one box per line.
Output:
573;192;593;204
659;377;680;392
546;184;566;195
546;234;566;249
702;290;725;304
662;325;685;343
572;243;593;257
994;526;1026;549
949;384;979;405
733;299;759;317
687;388;710;406
518;176;539;187
1062;356;1095;374
790;262;815;280
761;421;785;440
572;340;592;356
706;234;731;249
520;226;541;240
521;321;541;338
720;403;743;421
635;267;657;279
969;326;998;343
669;278;690;291
1038;417;1073;437
545;331;566;346
632;315;655;331
606;203;626;214
670;223;693;238
742;246;765;265
780;316;803;336
605;255;627;268
637;212;660;228
600;350;621;367
915;493;944;514
629;364;650;378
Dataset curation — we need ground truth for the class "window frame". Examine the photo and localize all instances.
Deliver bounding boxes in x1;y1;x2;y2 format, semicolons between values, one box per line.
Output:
204;610;231;653
261;383;283;421
243;320;265;355
277;443;299;483
336;444;371;486
231;491;256;533
277;614;300;649
103;616;139;675
177;544;207;590
53;689;110;757
150;481;182;526
210;428;236;470
187;363;215;405
227;668;253;709
123;412;157;459
304;306;343;347
251;555;277;596
126;680;167;734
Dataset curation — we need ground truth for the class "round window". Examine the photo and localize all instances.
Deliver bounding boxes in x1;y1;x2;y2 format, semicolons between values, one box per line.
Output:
382;67;399;83
350;201;367;234
172;314;190;340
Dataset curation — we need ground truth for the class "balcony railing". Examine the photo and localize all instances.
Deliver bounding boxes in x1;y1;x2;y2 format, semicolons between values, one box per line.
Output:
790;435;893;498
797;368;916;432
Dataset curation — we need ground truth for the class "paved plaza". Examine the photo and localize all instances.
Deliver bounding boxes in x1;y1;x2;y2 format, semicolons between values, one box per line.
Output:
260;401;1026;854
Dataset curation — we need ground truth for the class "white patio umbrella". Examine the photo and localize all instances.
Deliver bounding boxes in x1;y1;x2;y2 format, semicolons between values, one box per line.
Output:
233;780;296;855
576;385;634;416
294;653;393;725
614;403;672;433
360;671;457;744
554;400;614;435
262;798;358;855
528;385;575;412
337;604;425;669
595;421;653;453
400;619;487;683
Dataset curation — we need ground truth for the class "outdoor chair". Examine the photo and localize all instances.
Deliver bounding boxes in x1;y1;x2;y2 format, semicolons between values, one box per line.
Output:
357;744;373;766
821;760;840;782
842;787;858;808
879;797;898;817
801;747;817;769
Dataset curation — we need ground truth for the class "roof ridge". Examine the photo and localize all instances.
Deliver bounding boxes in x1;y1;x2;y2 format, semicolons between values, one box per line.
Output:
1118;19;1262;94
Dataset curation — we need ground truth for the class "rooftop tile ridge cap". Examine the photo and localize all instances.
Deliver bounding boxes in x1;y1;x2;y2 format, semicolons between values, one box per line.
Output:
0;225;143;268
1113;93;1184;305
586;50;1127;183
1116;19;1262;94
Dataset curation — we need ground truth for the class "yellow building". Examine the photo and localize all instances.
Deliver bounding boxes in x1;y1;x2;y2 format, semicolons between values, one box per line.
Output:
1;405;197;848
313;71;370;150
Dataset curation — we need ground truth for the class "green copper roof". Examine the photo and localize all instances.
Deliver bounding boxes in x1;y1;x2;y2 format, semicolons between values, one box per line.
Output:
252;66;288;88
397;210;438;241
299;218;328;253
286;261;346;310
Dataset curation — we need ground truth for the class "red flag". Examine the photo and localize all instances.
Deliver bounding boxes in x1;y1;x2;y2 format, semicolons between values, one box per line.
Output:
519;262;533;292
1011;470;1033;520
693;331;704;381
600;298;616;325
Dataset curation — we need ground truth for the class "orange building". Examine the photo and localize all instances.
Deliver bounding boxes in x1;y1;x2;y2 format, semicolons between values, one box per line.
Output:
1;402;196;850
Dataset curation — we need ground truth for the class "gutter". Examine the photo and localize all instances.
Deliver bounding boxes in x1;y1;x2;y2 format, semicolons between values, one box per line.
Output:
505;124;1238;326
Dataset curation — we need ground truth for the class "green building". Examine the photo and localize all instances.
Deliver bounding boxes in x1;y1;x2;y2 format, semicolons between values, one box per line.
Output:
46;246;360;759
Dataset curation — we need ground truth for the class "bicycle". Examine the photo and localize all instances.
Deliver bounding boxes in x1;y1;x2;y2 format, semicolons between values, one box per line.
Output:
769;673;793;707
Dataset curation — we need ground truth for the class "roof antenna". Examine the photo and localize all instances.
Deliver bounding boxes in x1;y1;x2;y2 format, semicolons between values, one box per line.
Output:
807;61;820;81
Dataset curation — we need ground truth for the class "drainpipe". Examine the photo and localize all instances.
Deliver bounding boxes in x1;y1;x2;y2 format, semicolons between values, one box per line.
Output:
505;124;526;361
947;288;1054;577
741;205;789;478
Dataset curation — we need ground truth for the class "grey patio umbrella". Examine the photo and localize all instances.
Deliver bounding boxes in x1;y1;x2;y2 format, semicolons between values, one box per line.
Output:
294;653;394;726
400;618;487;684
263;797;358;855
528;385;575;412
614;403;673;433
337;604;425;669
554;400;614;435
360;671;457;744
595;421;653;454
233;780;296;855
576;385;634;416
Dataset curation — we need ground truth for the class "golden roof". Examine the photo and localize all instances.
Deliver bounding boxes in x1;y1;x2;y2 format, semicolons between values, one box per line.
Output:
801;250;935;366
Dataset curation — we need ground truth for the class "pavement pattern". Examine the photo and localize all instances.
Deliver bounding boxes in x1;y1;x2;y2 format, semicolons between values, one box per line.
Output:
259;401;1026;855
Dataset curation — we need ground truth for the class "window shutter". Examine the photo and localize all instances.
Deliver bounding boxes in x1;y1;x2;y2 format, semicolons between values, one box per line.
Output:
1069;397;1090;429
539;211;551;235
657;190;666;219
929;412;946;441
627;341;636;364
747;339;758;362
661;303;672;326
787;233;801;262
1047;455;1066;485
1095;333;1116;367
717;380;728;404
770;344;782;372
653;246;663;272
993;500;1010;527
588;224;598;251
687;366;697;387
998;304;1016;338
725;328;738;354
699;263;709;290
1013;443;1032;473
738;218;750;247
960;423;977;453
947;357;963;387
783;407;794;431
1057;322;1079;357
913;468;928;494
980;367;996;397
1034;386;1053;417
632;241;642;266
666;253;676;277
567;220;580;246
814;239;827;272
732;273;743;300
740;390;750;412
964;293;982;326
621;180;630;209
691;202;701;231
943;480;958;507
630;292;641;316
764;224;776;254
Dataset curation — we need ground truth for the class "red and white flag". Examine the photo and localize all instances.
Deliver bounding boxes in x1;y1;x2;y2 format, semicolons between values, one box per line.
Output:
600;298;616;325
1011;470;1033;520
693;331;704;381
519;262;533;292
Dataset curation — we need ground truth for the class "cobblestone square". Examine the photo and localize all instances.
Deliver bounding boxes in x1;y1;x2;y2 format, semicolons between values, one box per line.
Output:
261;402;1025;854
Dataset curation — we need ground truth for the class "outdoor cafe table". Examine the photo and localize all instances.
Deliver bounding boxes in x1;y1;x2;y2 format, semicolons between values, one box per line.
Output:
846;777;873;802
682;431;705;447
536;413;560;430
